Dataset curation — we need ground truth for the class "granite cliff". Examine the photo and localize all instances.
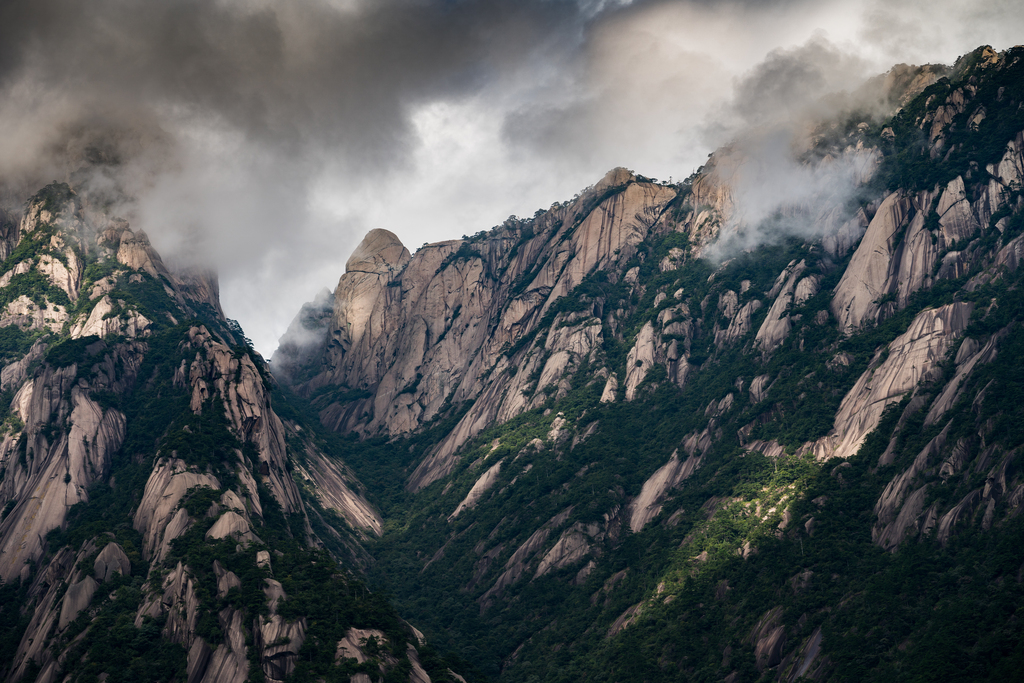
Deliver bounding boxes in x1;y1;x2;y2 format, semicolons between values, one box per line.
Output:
271;45;1024;682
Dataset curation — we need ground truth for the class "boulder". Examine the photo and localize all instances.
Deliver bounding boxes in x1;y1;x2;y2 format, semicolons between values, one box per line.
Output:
94;543;131;582
206;511;261;546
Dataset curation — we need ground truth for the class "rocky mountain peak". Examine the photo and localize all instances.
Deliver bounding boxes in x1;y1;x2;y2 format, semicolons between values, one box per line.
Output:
594;166;635;193
345;227;411;275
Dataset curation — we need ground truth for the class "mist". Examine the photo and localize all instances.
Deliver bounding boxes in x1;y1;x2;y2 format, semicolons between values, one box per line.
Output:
700;36;883;262
0;0;1020;353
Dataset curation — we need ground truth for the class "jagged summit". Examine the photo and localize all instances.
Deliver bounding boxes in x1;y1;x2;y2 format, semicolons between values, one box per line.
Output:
274;164;678;492
594;166;634;192
0;182;436;683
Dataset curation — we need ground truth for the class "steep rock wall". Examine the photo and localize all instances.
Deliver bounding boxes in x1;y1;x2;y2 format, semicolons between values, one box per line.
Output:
277;169;679;491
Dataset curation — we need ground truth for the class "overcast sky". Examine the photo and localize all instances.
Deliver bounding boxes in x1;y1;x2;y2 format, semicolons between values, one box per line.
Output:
0;0;1021;354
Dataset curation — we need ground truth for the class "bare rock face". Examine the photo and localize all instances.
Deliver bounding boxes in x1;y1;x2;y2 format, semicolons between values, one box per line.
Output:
206;511;261;546
936;489;984;545
0;294;67;333
255;579;307;680
749;375;772;404
831;192;913;333
58;575;99;631
335;627;390;665
748;607;786;672
134;458;222;562
407;644;433;683
925;329;1004;426
477;508;581;609
814;302;972;461
874;482;931;551
449;459;503;520
214;560;242;599
113;227;169;280
70;295;151;338
534;521;603;578
94;542;131;582
625;321;657;400
600;373;619;403
161;562;202;647
822;209;869;258
171;266;227;320
628;450;702;533
0;373;127;582
716;299;762;349
755;260;807;354
8;546;79;680
289;428;382;536
200;608;249;683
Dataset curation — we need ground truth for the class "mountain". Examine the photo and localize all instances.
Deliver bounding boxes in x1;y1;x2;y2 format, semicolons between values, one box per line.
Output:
271;45;1024;681
2;43;1024;683
0;187;461;682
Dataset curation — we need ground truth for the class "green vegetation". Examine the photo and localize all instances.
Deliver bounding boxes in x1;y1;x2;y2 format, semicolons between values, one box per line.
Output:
0;270;71;311
44;334;102;368
0;325;43;364
30;183;76;215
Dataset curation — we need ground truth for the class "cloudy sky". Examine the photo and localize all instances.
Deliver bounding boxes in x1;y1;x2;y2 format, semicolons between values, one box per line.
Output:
0;0;1021;354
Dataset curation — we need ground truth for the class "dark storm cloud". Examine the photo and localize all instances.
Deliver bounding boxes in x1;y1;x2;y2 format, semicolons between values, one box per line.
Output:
1;0;1016;351
0;0;606;352
0;0;591;193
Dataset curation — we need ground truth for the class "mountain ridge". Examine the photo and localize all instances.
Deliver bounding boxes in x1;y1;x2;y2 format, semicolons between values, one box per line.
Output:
0;184;457;683
270;44;1024;682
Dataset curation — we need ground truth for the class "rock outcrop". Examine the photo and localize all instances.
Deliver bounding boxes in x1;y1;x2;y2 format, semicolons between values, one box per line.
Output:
628;450;702;533
814;302;972;461
277;169;680;492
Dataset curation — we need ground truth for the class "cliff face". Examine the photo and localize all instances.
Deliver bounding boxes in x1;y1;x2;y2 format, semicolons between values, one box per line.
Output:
276;169;680;491
272;46;1024;682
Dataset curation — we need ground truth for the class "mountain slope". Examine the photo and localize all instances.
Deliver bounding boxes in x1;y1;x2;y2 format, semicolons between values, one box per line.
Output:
275;45;1024;681
0;187;460;683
